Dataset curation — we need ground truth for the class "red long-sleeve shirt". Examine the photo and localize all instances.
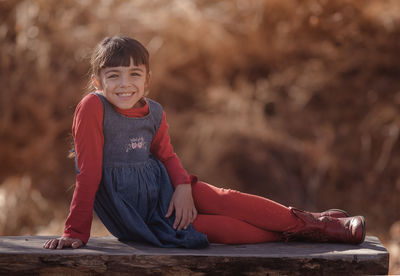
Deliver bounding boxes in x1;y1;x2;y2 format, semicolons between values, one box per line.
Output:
63;93;190;243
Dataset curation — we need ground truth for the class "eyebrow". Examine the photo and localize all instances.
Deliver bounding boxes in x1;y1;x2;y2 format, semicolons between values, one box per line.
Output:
104;67;144;74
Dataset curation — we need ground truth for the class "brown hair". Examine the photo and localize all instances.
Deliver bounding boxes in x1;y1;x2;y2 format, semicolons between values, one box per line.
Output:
90;35;150;77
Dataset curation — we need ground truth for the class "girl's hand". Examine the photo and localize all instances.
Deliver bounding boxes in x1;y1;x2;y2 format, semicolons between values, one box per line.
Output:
165;184;197;230
43;237;83;250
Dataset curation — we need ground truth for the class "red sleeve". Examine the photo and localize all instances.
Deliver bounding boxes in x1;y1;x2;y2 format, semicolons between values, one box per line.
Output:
63;93;104;244
151;112;190;188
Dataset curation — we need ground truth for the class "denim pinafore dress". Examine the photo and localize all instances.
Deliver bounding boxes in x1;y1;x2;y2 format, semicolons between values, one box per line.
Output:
92;93;208;248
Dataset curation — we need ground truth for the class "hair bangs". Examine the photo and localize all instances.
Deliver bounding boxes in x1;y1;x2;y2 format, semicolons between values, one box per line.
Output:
92;36;150;76
100;48;132;69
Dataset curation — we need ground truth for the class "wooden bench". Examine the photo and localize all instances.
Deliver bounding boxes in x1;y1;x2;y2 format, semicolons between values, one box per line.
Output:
0;235;388;275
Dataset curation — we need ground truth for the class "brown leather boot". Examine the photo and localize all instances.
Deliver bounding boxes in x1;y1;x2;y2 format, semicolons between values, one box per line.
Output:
310;209;349;219
284;207;366;244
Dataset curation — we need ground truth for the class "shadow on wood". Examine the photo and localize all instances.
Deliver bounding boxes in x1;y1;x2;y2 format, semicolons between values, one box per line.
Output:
0;235;389;275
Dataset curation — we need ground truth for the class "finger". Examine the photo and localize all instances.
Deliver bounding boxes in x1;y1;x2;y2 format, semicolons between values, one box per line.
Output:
57;239;66;249
72;241;81;249
46;239;55;248
187;210;194;226
174;208;183;229
43;240;49;248
49;239;56;249
165;201;174;218
187;209;194;226
179;210;190;230
192;208;198;223
50;239;59;249
176;212;185;230
43;240;51;248
184;209;192;229
182;210;190;230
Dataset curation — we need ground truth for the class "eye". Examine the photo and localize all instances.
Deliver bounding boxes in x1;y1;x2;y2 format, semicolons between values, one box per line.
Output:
107;74;118;79
130;72;141;77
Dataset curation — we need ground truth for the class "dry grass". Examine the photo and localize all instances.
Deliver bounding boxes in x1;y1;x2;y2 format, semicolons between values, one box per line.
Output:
1;0;400;273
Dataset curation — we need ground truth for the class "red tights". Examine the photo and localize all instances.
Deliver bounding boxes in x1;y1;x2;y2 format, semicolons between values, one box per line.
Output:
191;181;300;244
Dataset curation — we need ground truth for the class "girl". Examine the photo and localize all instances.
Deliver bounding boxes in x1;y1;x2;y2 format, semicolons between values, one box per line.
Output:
43;36;365;250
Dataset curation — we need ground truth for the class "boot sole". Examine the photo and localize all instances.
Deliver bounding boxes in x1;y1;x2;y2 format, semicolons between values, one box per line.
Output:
359;215;366;244
350;215;366;244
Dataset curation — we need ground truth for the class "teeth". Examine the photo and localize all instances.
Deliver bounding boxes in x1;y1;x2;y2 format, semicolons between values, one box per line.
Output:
117;92;133;96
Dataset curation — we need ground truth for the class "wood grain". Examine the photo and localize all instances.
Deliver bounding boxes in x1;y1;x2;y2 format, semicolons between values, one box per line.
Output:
0;236;389;275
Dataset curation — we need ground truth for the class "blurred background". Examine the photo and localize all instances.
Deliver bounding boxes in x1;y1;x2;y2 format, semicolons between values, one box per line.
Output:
1;0;399;272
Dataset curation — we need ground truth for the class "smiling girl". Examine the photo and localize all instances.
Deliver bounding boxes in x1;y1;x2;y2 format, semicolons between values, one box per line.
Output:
43;36;365;250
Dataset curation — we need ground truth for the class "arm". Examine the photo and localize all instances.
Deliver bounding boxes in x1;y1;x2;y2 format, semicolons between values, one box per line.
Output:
150;112;190;188
150;112;196;230
44;94;104;249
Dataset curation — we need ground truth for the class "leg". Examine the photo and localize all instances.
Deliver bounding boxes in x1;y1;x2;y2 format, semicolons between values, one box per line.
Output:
192;181;299;232
192;181;365;244
193;214;282;244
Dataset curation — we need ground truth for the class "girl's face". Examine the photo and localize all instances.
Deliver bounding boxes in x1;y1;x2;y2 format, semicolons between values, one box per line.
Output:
94;58;151;110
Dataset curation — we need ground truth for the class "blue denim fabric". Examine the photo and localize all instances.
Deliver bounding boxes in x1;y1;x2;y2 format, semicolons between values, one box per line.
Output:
92;93;209;248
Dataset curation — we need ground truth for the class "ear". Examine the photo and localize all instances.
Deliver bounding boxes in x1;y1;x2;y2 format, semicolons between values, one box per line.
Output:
91;74;102;90
145;71;152;89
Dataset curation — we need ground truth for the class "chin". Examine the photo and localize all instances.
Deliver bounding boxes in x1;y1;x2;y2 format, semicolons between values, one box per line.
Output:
117;103;135;110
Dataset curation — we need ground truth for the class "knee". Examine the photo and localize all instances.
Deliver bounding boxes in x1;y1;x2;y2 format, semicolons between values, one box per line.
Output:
193;181;238;197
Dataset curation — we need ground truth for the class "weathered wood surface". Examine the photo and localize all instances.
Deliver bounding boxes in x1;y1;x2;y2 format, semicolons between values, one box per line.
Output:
0;235;389;275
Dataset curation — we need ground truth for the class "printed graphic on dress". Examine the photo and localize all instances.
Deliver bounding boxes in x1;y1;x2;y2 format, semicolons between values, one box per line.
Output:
126;136;148;152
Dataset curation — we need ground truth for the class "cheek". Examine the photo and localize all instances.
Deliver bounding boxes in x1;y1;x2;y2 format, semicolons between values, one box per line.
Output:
133;80;146;89
102;80;116;90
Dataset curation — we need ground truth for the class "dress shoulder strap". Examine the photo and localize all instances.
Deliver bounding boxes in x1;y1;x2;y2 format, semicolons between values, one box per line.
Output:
146;98;163;133
92;92;107;105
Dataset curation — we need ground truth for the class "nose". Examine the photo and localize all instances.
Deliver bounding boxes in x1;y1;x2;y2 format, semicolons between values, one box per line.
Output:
120;74;130;88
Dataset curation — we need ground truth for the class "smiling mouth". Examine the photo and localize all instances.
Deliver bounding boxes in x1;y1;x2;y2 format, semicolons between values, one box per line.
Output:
116;92;135;97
